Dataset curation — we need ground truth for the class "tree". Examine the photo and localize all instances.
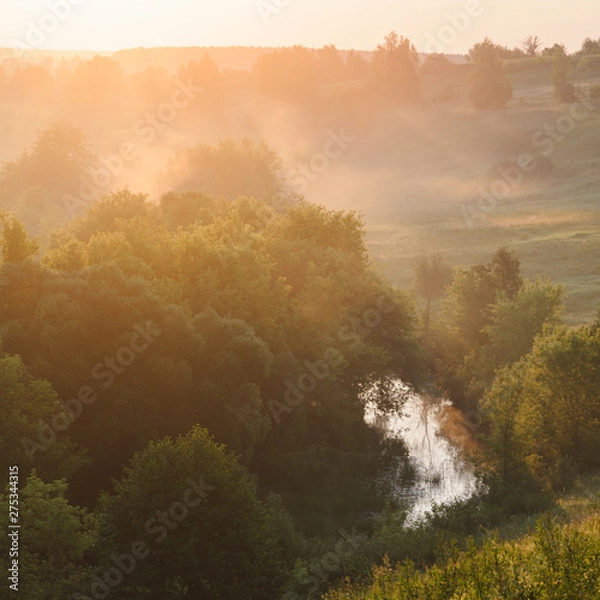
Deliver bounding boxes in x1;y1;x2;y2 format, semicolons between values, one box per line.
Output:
578;37;600;56
10;64;54;103
412;252;452;338
521;36;542;57
1;215;39;263
421;53;451;70
163;138;284;202
542;43;568;57
486;277;563;365
130;65;173;106
254;45;317;103
67;55;123;116
468;38;513;109
345;49;370;80
552;50;576;103
177;53;224;113
482;364;526;484
489;246;523;300
445;264;497;350
96;426;292;599
371;32;421;105
0;353;86;481
315;44;346;83
514;326;600;486
436;248;523;406
0;473;95;599
0;121;95;196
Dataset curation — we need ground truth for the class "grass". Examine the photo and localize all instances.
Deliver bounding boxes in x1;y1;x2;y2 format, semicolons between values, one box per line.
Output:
322;472;600;599
348;61;600;325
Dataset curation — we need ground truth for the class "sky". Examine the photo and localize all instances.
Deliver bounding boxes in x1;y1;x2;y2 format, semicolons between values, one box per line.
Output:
2;0;598;54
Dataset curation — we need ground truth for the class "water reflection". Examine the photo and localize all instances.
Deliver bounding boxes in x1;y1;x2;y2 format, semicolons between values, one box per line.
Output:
366;386;479;523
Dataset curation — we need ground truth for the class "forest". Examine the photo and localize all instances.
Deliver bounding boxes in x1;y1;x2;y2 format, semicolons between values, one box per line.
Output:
1;22;600;600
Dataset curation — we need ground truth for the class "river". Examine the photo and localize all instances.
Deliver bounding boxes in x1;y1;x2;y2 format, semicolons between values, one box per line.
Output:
365;384;479;524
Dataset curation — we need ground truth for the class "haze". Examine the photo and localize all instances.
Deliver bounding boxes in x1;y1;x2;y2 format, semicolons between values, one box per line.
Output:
2;0;599;53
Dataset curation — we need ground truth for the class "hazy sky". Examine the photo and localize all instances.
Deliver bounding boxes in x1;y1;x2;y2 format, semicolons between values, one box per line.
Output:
2;0;598;54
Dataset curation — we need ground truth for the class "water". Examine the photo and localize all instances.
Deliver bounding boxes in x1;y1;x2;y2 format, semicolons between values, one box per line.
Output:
365;384;479;524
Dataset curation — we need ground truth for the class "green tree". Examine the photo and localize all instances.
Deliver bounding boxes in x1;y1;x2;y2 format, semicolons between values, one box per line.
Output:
96;426;292;599
435;248;523;406
1;215;39;263
0;353;86;481
482;364;526;484
164;138;283;202
486;278;563;365
542;43;568;57
578;37;600;56
371;32;421;105
515;326;600;486
489;246;523;300
0;472;95;599
552;49;576;103
468;38;513;109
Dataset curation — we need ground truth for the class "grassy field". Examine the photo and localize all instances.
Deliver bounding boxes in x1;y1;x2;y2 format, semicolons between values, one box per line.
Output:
327;57;600;326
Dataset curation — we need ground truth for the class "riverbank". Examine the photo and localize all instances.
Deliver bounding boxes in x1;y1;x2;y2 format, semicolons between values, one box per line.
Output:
323;472;600;599
436;399;482;457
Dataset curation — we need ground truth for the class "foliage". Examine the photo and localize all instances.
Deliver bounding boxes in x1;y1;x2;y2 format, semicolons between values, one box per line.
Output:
578;37;600;56
96;426;293;599
0;353;87;481
0;121;95;196
0;472;95;599
521;35;542;57
324;515;600;599
254;45;318;103
1;194;423;521
371;32;421;105
552;51;577;102
412;252;452;338
484;325;600;489
486;277;563;365
1;214;39;263
468;38;513;109
163;137;284;202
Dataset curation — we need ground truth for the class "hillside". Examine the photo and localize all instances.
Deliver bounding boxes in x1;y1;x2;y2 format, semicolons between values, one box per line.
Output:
299;57;600;325
324;474;600;599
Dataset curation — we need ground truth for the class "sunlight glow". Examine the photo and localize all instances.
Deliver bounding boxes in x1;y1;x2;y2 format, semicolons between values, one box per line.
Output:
2;0;598;52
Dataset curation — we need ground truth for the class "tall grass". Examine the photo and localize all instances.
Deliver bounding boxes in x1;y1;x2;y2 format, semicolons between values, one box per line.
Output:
324;514;600;599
